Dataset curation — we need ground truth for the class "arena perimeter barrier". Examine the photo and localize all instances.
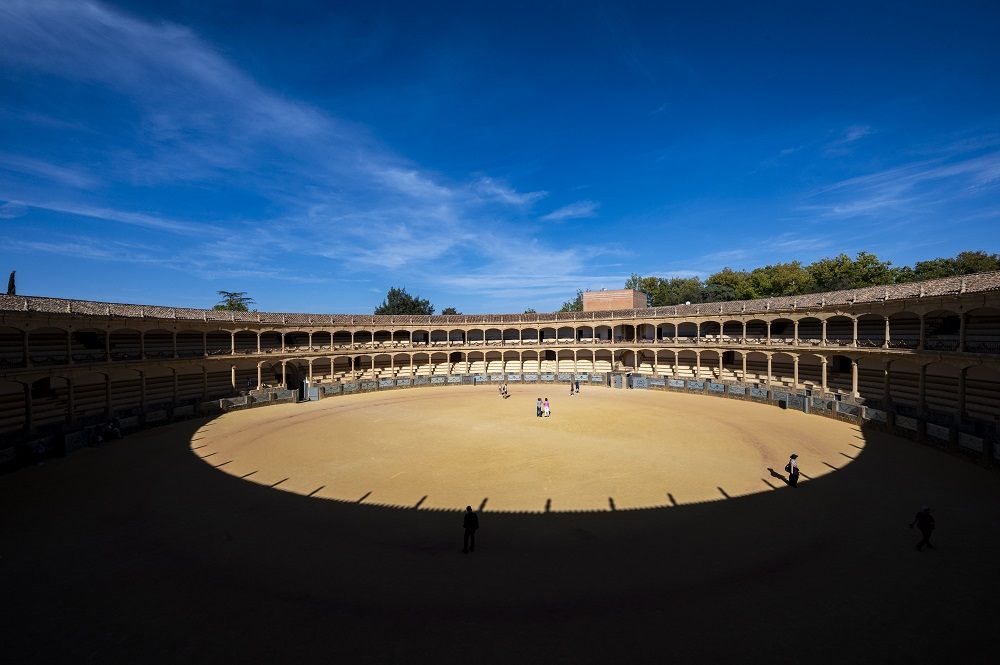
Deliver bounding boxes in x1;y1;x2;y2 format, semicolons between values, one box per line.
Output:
7;373;994;472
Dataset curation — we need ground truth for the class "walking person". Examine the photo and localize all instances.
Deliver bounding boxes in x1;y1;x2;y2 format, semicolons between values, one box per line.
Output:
910;506;935;551
543;397;551;417
569;382;574;397
575;379;580;394
785;453;799;487
536;397;542;417
462;505;479;553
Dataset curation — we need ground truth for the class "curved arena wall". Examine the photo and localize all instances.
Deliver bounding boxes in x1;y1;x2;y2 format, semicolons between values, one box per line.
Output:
1;272;999;465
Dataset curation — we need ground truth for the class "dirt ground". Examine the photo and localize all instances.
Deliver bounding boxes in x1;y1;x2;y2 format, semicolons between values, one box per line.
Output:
3;384;998;664
203;385;855;512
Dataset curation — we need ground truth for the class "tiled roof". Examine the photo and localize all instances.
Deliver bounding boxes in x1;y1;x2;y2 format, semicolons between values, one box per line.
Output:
1;271;998;325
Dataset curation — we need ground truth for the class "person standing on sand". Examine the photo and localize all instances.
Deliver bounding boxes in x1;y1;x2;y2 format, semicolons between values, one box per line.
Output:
462;505;479;553
543;397;551;417
785;453;799;487
536;397;542;417
910;506;935;551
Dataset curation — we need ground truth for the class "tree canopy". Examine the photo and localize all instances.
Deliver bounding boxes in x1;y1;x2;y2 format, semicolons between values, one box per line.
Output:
622;250;1000;307
441;307;460;315
213;291;254;311
559;289;584;312
374;287;434;315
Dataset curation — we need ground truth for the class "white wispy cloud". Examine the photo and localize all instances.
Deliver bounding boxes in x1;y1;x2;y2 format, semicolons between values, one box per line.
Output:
540;200;600;222
825;124;873;155
0;153;99;188
0;201;29;219
1;0;611;299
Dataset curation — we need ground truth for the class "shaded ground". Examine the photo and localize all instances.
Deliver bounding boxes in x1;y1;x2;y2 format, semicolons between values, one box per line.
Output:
2;386;998;664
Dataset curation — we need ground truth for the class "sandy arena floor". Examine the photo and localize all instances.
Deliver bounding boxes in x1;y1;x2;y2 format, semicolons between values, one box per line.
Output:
3;384;998;663
200;385;857;512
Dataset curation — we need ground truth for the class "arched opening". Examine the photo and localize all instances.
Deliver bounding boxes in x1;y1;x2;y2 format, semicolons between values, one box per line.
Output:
721;350;742;381
557;326;575;343
856;356;885;404
485;328;502;344
412;353;431;376
521;328;538;345
676;350;698;378
540;327;557;343
721;321;742;342
657;323;675;342
354;330;373;347
636;324;656;343
503;328;520;344
109;329;142;361
965;364;1000;421
770;319;794;344
391;354;411;378
964;308;1000;353
143;366;176;408
448;329;465;345
373;329;393;345
594;325;612;343
308;358;333;385
770;352;795;386
521;350;540;374
333;356;352;380
744;351;768;384
745;319;767;344
467;329;485;345
618;350;637;372
175;330;203;358
260;331;282;353
332;330;352;348
825;316;853;346
797;318;823;345
856;314;885;348
827;355;854;395
656;350;676;377
699;321;721;341
206;330;231;356
0;379;26;434
411;330;430;346
70;371;109;425
798;354;823;389
699;350;721;380
284;331;309;351
502;350;520;373
540;348;558;373
175;367;206;401
429;329;448;346
887;360;921;410
557;348;576;373
29;327;70;365
312;331;333;350
430;352;449;375
676;322;697;343
923;310;960;352
888;312;920;349
234;330;257;354
577;326;594;343
373;353;392;377
391;330;409;345
593;349;613;373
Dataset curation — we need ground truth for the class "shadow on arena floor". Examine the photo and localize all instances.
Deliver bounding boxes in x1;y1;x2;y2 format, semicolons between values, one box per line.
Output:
1;413;998;664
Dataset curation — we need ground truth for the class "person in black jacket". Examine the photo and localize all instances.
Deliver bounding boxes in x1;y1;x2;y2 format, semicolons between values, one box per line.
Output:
462;506;479;554
910;506;935;551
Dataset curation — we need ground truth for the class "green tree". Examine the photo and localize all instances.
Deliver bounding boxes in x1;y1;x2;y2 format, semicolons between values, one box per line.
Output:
706;267;754;300
747;261;814;298
441;307;460;315
806;251;896;291
213;291;254;311
6;270;14;295
374;287;434;315
523;308;537;314
559;289;584;312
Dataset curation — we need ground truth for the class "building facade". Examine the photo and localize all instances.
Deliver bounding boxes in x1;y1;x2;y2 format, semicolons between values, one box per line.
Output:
2;272;999;460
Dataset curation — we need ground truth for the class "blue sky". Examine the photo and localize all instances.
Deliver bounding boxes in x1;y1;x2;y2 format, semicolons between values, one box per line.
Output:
1;1;999;313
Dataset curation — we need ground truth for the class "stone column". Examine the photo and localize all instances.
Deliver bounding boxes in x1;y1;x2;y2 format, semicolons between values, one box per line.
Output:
202;366;208;401
67;330;74;364
104;331;111;362
883;316;891;349
766;320;772;345
230;331;235;355
308;332;313;351
852;318;858;347
201;331;207;357
821;358;828;395
718;353;724;381
793;355;799;388
695;352;701;379
230;365;236;391
742;320;747;343
172;331;178;358
793;320;799;345
741;353;747;382
281;332;286;353
281;361;287;387
256;363;263;390
958;313;966;352
140;330;146;360
851;359;859;397
23;329;31;368
766;354;772;388
882;362;891;406
821;319;827;347
172;369;178;405
308;359;314;383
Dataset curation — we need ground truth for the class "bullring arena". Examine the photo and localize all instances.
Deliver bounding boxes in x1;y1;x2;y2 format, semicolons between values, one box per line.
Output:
2;273;999;662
